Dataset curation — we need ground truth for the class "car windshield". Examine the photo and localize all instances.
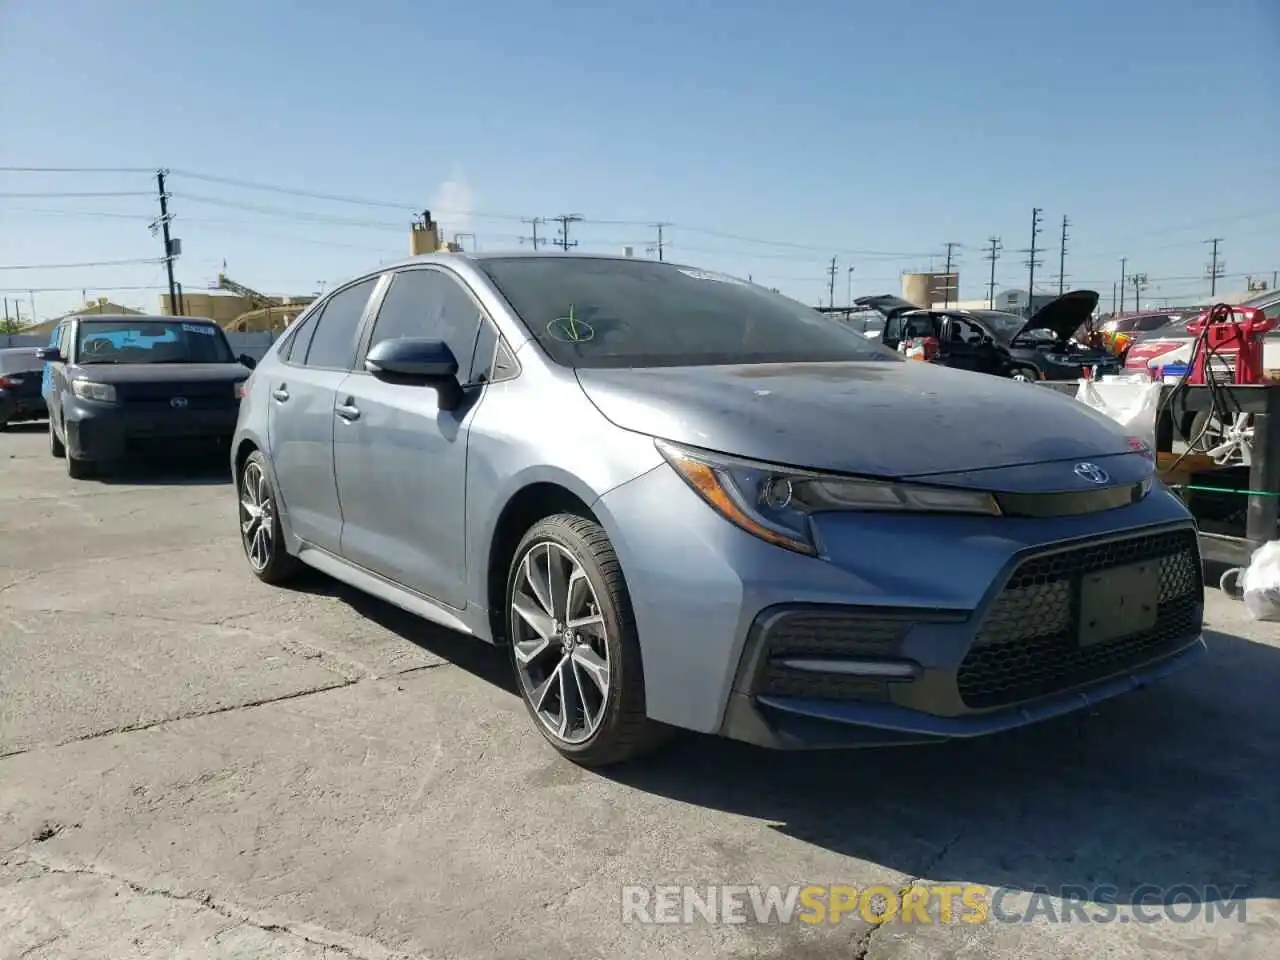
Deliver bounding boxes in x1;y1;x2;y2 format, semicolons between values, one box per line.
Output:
968;310;1029;341
478;257;899;368
0;349;45;374
75;319;235;364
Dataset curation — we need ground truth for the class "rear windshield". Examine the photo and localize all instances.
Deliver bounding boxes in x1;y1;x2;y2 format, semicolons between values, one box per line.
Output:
75;319;235;364
477;257;899;368
0;349;45;374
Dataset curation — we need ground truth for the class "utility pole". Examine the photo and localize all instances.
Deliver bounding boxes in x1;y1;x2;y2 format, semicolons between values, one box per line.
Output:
520;217;545;249
1204;237;1224;297
1119;257;1128;313
827;257;838;308
1131;273;1148;312
1111;282;1117;315
649;223;668;261
846;265;855;308
942;242;960;307
1056;215;1070;295
552;214;583;251
1023;208;1043;317
983;236;1002;307
154;170;179;315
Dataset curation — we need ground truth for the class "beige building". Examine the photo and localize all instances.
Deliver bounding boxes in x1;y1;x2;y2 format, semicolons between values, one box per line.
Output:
21;299;145;336
902;272;959;308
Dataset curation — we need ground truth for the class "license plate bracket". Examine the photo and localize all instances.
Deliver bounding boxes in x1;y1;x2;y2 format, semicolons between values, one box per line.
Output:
1078;561;1160;647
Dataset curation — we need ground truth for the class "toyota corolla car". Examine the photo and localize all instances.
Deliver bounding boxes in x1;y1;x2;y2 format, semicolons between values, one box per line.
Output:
232;253;1205;766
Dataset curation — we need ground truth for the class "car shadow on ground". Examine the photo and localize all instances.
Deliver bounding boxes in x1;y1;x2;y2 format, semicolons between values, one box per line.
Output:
287;572;515;691
92;455;232;487
0;421;48;433
290;573;1279;908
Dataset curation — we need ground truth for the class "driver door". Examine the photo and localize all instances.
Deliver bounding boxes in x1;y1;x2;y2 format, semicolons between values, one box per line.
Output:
939;316;990;372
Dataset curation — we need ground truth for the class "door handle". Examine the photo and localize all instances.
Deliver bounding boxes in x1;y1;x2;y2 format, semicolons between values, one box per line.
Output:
335;401;360;422
272;385;290;402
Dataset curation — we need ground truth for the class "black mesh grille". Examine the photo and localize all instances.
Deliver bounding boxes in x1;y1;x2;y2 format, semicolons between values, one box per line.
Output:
957;528;1201;709
118;381;237;407
753;611;911;702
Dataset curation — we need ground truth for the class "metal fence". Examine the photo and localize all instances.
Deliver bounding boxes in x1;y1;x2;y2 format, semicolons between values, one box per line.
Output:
2;331;278;362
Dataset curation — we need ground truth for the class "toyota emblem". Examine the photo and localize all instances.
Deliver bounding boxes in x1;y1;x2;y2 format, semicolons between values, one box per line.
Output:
170;396;188;409
1073;462;1109;484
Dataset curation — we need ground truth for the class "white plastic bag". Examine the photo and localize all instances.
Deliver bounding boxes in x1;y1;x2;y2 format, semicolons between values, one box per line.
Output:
1075;379;1163;453
1241;540;1280;622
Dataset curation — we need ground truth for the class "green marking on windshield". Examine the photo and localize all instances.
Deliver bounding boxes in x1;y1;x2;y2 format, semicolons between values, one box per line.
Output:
548;304;595;343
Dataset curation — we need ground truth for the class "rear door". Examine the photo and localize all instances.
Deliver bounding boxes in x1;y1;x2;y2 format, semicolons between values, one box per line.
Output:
267;275;384;553
332;266;486;607
939;316;996;373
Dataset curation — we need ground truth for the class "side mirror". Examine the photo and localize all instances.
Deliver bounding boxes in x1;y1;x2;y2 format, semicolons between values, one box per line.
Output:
365;337;462;410
238;353;257;370
35;347;62;362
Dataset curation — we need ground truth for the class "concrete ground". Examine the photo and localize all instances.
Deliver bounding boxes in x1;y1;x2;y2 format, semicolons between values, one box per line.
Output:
0;422;1276;960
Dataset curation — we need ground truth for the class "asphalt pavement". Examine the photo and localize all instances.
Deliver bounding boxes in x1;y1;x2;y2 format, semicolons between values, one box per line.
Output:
1;422;1277;959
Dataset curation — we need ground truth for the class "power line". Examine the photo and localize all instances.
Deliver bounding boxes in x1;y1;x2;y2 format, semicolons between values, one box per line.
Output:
0;191;152;198
552;214;583;251
0;166;154;174
0;258;164;271
0;284;167;293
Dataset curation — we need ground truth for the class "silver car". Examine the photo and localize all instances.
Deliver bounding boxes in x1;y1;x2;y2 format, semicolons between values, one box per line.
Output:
232;253;1205;766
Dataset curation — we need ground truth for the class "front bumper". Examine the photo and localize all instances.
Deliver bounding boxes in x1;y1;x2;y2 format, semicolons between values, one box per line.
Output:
64;396;239;461
594;465;1204;748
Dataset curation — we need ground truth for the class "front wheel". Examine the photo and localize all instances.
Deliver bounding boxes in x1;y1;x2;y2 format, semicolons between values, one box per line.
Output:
506;514;667;767
238;451;299;584
1008;365;1039;383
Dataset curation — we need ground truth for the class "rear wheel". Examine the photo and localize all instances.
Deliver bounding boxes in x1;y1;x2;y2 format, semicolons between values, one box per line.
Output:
506;514;667;767
238;451;299;584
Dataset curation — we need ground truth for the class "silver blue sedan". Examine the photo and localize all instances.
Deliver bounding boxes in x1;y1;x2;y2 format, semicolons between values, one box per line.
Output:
231;252;1204;766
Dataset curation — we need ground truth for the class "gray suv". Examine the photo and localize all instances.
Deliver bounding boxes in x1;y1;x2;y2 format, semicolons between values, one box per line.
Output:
233;253;1203;766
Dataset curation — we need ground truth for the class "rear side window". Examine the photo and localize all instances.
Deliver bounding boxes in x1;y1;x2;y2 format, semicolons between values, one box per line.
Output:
303;278;378;370
278;311;317;364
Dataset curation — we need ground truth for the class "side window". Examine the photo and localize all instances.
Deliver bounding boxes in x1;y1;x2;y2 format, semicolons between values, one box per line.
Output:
278;309;318;364
905;316;935;339
884;316;902;341
468;320;498;383
303;278;378;370
366;269;483;374
950;318;984;345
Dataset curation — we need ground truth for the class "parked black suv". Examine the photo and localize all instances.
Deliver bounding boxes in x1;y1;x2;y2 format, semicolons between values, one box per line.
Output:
854;289;1121;381
0;347;48;428
38;314;256;478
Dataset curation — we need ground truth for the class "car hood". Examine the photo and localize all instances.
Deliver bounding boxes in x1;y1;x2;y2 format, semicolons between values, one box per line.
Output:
1017;290;1100;342
71;362;250;383
575;360;1134;478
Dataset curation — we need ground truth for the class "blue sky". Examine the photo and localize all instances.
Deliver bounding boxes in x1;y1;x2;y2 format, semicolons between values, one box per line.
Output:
1;0;1277;322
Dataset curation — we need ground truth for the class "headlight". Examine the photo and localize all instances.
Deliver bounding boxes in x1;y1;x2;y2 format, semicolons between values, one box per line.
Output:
656;440;1001;556
71;380;117;402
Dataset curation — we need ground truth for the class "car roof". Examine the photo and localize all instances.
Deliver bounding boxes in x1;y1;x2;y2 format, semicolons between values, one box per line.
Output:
74;314;216;324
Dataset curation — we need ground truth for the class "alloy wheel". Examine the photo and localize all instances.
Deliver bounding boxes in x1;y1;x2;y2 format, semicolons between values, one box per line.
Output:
1011;370;1036;383
239;461;275;572
510;541;612;745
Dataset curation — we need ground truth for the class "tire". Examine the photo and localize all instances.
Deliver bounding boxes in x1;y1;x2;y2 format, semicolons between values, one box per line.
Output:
49;419;65;458
1008;365;1039;383
67;454;93;479
505;513;667;767
237;450;300;584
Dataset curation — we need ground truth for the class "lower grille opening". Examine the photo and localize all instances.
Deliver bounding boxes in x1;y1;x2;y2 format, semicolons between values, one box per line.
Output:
957;528;1202;709
749;609;920;703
